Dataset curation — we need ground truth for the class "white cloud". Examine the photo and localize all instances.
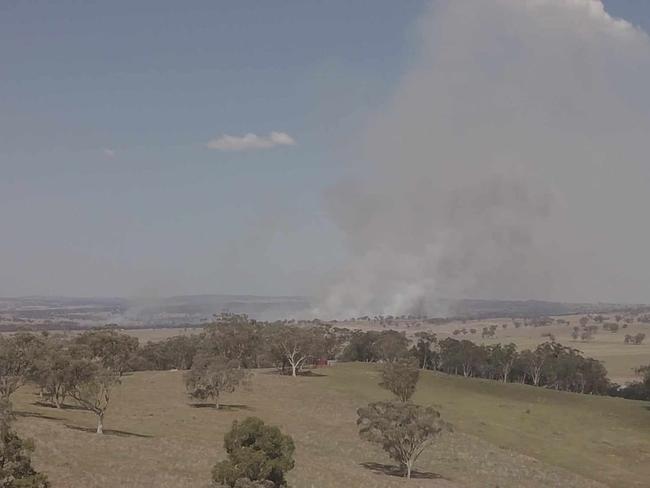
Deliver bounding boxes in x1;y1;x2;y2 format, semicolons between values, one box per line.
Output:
102;148;115;158
206;131;296;151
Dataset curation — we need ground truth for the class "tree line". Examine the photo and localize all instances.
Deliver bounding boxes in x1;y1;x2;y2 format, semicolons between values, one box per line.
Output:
343;330;649;399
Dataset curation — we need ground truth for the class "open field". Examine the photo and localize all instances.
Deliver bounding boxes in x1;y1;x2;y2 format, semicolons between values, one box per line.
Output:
14;363;650;488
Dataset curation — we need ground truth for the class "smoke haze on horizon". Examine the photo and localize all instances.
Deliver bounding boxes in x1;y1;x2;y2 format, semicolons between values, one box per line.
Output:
315;0;650;318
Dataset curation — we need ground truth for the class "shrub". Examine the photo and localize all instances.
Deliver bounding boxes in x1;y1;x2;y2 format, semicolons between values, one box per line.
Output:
0;400;50;487
213;417;295;487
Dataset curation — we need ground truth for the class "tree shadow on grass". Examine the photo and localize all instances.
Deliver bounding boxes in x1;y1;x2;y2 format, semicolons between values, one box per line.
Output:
188;403;251;411
16;410;153;438
298;370;327;377
262;369;327;378
360;462;445;480
33;401;86;411
64;424;153;438
15;410;63;422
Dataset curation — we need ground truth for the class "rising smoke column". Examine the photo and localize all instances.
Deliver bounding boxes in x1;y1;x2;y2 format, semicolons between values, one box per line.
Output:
317;0;650;318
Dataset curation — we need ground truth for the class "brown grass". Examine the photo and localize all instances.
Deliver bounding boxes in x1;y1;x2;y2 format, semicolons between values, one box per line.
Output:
14;363;648;488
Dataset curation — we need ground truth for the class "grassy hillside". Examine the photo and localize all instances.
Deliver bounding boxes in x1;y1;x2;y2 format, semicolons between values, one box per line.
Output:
14;363;649;488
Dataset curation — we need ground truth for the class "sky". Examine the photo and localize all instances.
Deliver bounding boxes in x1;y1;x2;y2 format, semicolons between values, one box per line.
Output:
2;1;650;309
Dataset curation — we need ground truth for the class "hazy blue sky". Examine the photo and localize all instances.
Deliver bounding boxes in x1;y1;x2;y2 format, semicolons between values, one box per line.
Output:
2;1;650;301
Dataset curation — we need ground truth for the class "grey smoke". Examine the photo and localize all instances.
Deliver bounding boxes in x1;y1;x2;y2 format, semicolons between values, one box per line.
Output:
316;0;650;318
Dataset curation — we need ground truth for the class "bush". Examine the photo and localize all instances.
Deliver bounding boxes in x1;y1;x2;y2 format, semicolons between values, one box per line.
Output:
0;400;50;487
212;417;295;488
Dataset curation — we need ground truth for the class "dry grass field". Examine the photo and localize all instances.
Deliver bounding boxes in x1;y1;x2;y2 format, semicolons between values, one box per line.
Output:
13;363;650;488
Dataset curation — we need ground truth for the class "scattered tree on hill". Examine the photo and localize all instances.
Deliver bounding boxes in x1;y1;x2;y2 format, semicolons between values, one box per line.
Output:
579;316;590;327
379;358;420;402
0;400;50;487
67;361;119;434
185;354;250;409
357;401;447;479
212;417;295;488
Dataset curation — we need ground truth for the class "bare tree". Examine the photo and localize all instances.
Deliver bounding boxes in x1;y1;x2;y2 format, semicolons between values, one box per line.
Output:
271;327;325;377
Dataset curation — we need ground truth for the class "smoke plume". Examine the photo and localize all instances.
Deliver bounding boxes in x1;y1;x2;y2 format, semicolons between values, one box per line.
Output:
316;0;650;318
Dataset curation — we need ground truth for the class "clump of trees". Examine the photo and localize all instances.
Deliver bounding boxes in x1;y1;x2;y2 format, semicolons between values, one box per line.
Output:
603;322;619;333
340;330;409;363
611;363;650;400
212;417;295;488
357;402;447;479
411;332;437;370
481;325;498;338
0;329;123;434
624;333;646;345
137;335;200;371
269;326;328;377
433;339;610;394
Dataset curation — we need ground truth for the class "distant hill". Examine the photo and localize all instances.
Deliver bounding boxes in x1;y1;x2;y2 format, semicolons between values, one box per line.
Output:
446;298;633;319
0;295;642;330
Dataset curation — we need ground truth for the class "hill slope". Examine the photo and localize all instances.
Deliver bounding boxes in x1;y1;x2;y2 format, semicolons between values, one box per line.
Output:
14;363;649;487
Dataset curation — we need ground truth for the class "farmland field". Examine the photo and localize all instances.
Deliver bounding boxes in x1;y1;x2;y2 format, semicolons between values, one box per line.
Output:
14;363;650;488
